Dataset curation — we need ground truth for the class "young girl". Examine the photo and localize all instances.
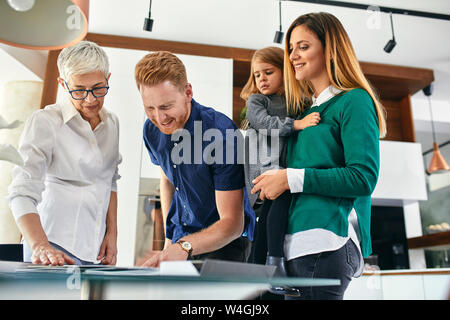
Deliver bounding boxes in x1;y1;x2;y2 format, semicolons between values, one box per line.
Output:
241;46;320;295
252;13;387;300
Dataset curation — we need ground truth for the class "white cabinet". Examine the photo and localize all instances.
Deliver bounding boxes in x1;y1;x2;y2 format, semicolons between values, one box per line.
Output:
381;275;425;300
344;273;383;300
344;271;450;300
372;141;427;202
423;274;450;300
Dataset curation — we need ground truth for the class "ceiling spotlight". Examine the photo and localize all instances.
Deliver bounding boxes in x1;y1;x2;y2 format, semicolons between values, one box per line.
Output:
274;0;284;44
384;12;397;53
143;0;154;32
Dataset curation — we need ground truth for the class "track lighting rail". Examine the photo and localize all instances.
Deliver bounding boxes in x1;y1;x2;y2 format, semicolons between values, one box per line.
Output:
285;0;450;21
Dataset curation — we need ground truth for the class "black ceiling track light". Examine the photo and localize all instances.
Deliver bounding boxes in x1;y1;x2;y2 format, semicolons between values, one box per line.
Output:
284;0;450;21
273;0;284;44
384;12;396;53
143;0;154;32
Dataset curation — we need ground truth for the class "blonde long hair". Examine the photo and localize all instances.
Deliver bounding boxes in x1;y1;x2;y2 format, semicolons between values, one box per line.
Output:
240;46;285;129
284;12;387;138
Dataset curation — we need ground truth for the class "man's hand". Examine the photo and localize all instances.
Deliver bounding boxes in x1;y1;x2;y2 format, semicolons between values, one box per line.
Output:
97;230;118;265
140;242;188;268
31;242;75;266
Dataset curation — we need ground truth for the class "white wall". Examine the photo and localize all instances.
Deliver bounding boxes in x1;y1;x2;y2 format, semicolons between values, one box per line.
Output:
372;141;427;202
0;48;41;106
0;50;43;244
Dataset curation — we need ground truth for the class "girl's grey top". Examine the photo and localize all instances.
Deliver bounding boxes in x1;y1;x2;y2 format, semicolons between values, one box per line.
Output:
244;93;294;207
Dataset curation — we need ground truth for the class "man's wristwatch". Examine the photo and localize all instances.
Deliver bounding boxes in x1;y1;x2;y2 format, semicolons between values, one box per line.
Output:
176;240;193;258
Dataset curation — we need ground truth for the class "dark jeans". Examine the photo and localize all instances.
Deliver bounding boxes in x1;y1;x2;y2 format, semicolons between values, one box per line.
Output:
285;239;360;300
190;237;251;262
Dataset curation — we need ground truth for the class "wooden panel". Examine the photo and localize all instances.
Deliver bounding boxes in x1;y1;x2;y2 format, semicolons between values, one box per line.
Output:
382;99;405;141
380;97;416;142
85;33;254;62
361;61;434;100
233;87;245;127
399;95;416;142
40;49;61;109
408;231;450;250
363;269;450;276
232;60;251;125
233;60;251;87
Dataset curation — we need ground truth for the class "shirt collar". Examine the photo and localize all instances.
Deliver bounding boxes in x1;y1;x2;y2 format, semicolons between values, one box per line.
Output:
60;96;109;124
60;96;79;123
182;99;199;134
311;85;343;108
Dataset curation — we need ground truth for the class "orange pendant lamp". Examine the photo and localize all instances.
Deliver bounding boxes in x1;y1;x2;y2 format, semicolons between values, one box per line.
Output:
428;142;450;173
423;84;450;174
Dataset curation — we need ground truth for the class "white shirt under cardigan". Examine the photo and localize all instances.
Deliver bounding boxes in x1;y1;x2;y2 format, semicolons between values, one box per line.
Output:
8;97;122;263
285;85;364;277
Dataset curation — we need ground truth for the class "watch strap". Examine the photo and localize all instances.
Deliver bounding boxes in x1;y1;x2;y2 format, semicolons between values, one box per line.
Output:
177;240;193;258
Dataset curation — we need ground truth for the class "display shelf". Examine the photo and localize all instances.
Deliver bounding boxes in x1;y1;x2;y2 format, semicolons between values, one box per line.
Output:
408;230;450;251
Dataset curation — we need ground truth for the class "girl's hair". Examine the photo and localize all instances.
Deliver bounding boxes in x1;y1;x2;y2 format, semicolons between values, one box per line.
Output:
240;46;284;101
240;46;284;129
57;41;109;81
284;12;387;138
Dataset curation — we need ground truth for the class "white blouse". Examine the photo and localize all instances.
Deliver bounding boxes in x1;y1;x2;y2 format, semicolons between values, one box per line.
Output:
8;97;122;262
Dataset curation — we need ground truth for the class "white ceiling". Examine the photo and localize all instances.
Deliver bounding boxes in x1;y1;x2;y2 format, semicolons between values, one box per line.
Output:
1;0;448;152
88;0;450;101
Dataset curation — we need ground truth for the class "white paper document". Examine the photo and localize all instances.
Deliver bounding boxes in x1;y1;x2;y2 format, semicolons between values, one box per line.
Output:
159;261;200;276
82;266;159;276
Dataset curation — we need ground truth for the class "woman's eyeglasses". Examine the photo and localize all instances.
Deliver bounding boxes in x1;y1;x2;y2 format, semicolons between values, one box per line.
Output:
64;80;109;100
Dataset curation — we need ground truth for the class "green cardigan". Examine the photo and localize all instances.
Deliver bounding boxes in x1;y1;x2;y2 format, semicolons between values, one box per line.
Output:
287;88;380;257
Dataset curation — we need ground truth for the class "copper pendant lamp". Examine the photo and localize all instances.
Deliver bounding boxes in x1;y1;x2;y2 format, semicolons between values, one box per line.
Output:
428;142;450;173
423;84;450;174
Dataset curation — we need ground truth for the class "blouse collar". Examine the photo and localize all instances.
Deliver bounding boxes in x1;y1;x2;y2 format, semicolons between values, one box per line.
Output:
311;85;343;108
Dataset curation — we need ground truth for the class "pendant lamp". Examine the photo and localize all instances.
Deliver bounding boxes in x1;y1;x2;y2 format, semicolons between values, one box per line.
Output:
423;84;450;174
0;0;88;50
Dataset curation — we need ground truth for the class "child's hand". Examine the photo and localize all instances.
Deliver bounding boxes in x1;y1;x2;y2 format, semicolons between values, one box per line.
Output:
293;112;321;130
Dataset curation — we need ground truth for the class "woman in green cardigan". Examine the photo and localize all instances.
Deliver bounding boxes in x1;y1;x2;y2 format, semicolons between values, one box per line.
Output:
251;12;387;299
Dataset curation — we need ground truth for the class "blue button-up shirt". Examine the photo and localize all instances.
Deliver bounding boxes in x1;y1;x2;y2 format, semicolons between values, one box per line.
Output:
143;99;255;243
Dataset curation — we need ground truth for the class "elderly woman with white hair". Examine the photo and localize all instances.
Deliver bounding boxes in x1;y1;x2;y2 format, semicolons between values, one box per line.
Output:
8;41;122;266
